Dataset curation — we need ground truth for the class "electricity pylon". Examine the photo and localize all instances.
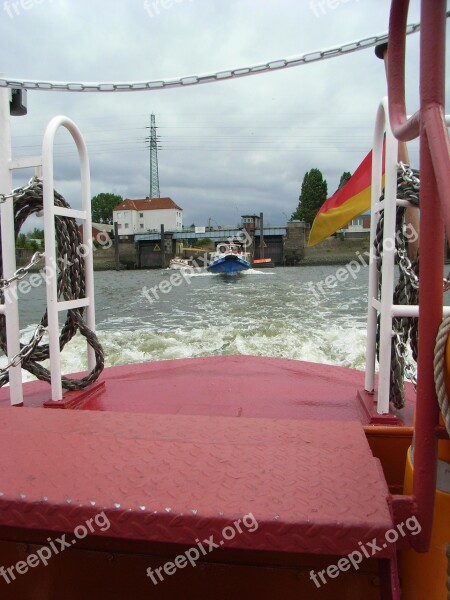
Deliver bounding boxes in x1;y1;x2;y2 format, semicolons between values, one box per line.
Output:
146;114;160;198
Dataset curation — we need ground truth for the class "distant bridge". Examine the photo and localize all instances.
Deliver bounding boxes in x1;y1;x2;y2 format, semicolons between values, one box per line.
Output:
134;227;299;268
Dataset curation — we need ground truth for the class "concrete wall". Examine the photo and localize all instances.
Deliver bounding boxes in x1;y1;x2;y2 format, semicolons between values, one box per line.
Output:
284;222;307;265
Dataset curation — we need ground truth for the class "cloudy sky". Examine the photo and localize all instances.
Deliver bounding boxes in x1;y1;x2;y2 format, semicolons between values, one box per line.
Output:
1;0;448;230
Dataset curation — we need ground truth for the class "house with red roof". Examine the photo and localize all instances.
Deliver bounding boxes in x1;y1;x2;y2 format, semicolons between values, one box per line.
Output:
112;197;183;236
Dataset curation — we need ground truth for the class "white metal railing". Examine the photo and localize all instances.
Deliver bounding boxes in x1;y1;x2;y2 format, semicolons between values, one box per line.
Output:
365;97;450;414
365;97;400;414
0;84;25;405
42;116;96;401
0;78;96;404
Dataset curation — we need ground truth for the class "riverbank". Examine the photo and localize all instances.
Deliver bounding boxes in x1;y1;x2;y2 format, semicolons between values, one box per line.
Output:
97;238;370;269
301;237;370;266
15;245;137;272
15;237;371;271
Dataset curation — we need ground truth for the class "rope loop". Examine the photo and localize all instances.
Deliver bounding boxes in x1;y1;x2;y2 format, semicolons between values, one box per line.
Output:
0;177;104;390
433;316;450;436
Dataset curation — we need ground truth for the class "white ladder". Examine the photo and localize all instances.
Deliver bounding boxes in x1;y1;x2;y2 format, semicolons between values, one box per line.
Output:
0;82;97;404
365;96;450;414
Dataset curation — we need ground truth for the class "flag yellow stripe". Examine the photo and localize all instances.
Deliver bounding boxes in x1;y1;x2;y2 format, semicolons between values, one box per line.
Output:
307;187;371;247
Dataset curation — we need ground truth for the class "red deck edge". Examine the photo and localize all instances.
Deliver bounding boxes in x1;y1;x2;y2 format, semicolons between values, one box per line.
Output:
0;356;416;428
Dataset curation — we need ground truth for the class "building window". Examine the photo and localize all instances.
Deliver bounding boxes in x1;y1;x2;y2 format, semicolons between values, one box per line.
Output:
124;223;129;229
139;212;144;218
116;212;122;219
140;224;144;229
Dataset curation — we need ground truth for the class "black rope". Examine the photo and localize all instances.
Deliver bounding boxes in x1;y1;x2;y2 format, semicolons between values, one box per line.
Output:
0;178;104;389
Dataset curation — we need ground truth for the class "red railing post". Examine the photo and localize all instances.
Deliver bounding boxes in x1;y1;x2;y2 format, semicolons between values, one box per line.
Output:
387;0;449;551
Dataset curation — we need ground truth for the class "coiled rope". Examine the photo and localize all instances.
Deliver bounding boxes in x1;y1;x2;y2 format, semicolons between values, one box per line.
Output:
0;178;104;389
433;316;450;437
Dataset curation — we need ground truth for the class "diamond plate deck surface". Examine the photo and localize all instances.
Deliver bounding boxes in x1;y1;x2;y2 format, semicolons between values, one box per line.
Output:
0;356;415;425
0;407;394;556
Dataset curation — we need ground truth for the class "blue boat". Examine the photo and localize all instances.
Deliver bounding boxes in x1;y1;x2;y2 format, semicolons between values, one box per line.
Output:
207;242;251;274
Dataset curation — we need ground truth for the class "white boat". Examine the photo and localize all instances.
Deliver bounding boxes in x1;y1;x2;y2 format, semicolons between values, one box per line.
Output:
169;257;193;270
207;242;251;274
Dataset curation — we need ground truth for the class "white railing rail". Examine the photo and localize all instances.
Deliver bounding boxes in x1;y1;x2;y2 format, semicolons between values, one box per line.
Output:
365;97;450;414
0;78;96;404
0;84;25;405
365;97;400;414
42;116;96;401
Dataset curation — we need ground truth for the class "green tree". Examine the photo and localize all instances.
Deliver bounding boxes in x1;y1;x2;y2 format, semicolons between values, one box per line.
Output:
195;237;214;248
337;171;352;191
16;233;27;248
27;228;44;239
25;228;45;249
291;168;328;225
91;193;123;224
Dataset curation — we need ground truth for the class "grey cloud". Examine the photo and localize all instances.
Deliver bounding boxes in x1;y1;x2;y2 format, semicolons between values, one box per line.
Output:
1;0;443;231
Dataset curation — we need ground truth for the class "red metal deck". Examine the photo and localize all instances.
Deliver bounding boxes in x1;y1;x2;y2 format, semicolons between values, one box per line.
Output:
0;356;415;425
0;356;413;598
0;406;394;556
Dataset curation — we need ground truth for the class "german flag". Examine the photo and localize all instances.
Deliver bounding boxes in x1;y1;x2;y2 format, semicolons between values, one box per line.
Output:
307;147;385;247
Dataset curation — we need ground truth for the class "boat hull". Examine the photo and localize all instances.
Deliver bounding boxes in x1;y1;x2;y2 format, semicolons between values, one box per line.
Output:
207;255;250;273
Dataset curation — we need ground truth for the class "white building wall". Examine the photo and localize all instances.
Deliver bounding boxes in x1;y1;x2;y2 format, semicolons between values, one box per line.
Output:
142;209;182;231
114;208;183;234
114;210;131;234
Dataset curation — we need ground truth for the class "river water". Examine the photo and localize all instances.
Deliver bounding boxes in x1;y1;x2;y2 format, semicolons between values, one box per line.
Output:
11;265;370;380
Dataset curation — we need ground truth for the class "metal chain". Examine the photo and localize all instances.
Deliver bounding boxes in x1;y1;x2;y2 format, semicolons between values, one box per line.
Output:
398;161;420;188
392;164;421;396
0;251;44;290
397;245;419;289
444;272;450;293
0;324;46;374
0;178;39;204
375;164;421;407
0;193;13;204
394;332;417;388
0;24;423;93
